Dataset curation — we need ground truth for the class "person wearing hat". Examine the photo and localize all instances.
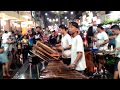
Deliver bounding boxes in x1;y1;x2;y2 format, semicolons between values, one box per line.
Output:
68;22;86;74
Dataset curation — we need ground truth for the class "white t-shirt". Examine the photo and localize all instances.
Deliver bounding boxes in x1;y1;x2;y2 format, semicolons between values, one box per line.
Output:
71;35;86;71
2;33;10;44
115;34;120;58
61;34;72;58
96;31;109;50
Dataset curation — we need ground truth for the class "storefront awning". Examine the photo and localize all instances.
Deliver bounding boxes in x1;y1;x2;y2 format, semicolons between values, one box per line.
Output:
0;11;26;21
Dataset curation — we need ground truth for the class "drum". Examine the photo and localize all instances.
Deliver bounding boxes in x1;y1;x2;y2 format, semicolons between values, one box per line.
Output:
85;51;95;74
96;52;105;64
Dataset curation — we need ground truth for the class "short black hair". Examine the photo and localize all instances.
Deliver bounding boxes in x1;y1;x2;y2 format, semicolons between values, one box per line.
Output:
111;25;120;30
97;24;104;30
52;30;55;33
36;26;41;29
70;22;79;29
59;24;67;30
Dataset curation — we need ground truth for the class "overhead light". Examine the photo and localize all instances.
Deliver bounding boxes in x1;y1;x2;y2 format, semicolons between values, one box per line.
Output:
49;19;52;22
47;18;49;20
56;18;58;22
64;11;68;13
45;13;48;16
53;19;55;22
65;16;67;19
56;11;59;13
51;11;55;13
71;12;73;15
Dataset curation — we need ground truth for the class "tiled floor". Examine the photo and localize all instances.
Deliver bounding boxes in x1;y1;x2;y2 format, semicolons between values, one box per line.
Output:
0;62;21;79
0;58;45;79
12;61;43;79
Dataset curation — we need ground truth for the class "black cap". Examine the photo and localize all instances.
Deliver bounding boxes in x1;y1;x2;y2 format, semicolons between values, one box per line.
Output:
111;25;120;30
70;22;79;29
59;24;67;30
97;24;104;30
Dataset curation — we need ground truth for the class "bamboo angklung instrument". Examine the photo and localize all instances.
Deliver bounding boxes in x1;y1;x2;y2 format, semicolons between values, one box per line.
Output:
31;41;60;61
31;41;89;79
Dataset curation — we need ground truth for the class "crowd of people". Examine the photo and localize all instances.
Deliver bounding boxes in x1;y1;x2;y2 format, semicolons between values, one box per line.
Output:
0;21;120;79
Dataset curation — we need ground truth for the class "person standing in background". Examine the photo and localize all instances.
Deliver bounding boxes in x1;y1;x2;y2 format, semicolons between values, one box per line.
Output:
35;26;43;43
95;24;109;72
21;35;29;63
0;30;11;77
48;30;57;46
106;29;116;50
86;26;94;48
111;25;120;79
96;24;109;51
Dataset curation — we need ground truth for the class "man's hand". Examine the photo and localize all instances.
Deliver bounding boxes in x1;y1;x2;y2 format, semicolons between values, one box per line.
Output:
68;64;76;70
96;44;100;48
0;48;4;53
52;47;57;50
116;48;120;51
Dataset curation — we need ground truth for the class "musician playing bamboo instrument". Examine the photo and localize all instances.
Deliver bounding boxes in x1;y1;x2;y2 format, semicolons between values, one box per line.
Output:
54;24;72;65
68;22;86;74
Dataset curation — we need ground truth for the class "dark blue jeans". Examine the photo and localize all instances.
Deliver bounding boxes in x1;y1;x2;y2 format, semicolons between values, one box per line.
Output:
22;49;29;63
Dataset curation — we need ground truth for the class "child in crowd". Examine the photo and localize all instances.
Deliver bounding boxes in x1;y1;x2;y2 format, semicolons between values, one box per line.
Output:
21;35;29;63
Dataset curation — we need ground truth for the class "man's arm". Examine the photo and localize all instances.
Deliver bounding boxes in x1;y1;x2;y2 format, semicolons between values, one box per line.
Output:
101;33;109;46
63;45;71;50
109;35;116;40
101;39;109;46
0;48;4;53
55;43;61;47
73;52;82;66
68;36;83;69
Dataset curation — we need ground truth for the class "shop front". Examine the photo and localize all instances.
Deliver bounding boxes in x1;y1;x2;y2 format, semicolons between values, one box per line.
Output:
0;11;21;32
0;11;35;35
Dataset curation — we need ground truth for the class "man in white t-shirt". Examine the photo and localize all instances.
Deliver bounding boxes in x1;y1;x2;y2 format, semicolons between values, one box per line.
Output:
55;24;72;65
95;24;109;72
111;25;120;79
68;22;86;73
1;31;11;51
96;24;109;51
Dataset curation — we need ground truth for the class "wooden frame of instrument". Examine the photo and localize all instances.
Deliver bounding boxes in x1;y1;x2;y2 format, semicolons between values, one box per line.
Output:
36;41;56;54
30;50;48;62
35;41;60;59
33;44;59;60
32;47;50;60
